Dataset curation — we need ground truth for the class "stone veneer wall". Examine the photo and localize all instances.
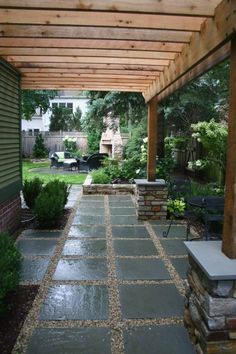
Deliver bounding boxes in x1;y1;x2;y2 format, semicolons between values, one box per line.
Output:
135;179;167;220
185;254;236;354
0;194;21;233
83;175;135;195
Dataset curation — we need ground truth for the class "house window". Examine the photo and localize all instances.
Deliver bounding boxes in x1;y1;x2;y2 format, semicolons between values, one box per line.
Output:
67;103;73;114
34;129;40;136
59;102;66;109
52;102;57;110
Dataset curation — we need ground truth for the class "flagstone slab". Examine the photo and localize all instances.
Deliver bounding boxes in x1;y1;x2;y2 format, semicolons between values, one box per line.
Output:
111;215;143;225
119;284;183;319
116;259;171;280
68;225;106;238
17;239;57;256
123;325;195;354
153;225;188;238
113;240;158;256
160;239;188;256
39;285;109;320
110;208;136;216
53;259;108;280
72;215;105;225
109;201;134;208
82;196;104;201
171;258;189;279
26;327;111;354
21;258;50;282
112;226;150;239
79;201;105;208
62;239;107;256
76;208;105;216
21;230;62;239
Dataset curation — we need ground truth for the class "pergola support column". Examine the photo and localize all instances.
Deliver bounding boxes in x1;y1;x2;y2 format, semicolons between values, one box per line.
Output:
147;97;157;182
222;36;236;259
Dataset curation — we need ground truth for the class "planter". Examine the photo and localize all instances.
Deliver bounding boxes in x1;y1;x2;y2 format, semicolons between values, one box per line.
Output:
82;175;135;195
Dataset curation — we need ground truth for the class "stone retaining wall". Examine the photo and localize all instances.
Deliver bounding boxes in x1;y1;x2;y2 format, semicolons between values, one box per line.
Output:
185;254;236;354
82;175;135;195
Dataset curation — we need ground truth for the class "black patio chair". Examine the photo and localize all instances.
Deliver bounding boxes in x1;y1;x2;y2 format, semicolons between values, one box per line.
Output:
163;178;193;239
203;196;225;240
78;153;108;171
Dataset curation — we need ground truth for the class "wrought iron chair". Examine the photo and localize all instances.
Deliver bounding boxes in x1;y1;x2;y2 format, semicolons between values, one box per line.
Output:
163;178;193;239
203;196;225;240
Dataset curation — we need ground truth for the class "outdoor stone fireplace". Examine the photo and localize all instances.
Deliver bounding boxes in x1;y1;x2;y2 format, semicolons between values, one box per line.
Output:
184;241;236;354
99;114;124;160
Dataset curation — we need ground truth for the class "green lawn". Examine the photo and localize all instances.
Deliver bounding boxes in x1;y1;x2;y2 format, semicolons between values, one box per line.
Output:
23;160;87;184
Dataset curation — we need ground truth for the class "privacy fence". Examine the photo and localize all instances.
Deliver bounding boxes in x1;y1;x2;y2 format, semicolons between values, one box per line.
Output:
22;131;88;157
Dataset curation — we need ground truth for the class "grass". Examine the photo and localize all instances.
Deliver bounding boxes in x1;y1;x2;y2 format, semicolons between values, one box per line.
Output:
23;159;87;185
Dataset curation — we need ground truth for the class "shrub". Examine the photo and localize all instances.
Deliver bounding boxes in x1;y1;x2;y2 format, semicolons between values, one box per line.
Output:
0;233;22;315
43;180;70;206
63;136;77;153
91;169;112;184
22;177;43;209
32;133;48;158
167;199;186;217
34;190;64;228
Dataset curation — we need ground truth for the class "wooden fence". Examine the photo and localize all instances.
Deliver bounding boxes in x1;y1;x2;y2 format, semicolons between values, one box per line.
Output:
22;131;88;157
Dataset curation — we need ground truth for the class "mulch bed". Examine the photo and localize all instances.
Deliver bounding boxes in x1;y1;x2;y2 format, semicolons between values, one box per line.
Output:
0;208;72;353
0;285;39;354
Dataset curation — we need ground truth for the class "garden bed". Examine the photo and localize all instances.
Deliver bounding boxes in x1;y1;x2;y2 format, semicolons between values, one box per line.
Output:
82;175;135;195
0;285;39;354
21;208;72;230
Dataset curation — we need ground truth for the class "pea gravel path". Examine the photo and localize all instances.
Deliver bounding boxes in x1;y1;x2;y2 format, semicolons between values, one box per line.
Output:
14;192;195;354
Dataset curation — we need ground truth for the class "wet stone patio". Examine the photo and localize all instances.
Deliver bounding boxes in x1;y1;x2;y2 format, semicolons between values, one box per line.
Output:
14;192;195;354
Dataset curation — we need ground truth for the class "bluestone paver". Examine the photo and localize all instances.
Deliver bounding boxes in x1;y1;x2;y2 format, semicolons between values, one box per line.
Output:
124;325;195;354
21;230;62;239
68;225;106;238
53;259;108;281
160;239;188;256
112;226;150;239
17;239;57;256
39;284;109;320
62;239;107;256
26;328;111;354
113;239;158;256
21;258;50;282
119;284;183;319
116;258;171;280
153;225;188;238
171;258;189;279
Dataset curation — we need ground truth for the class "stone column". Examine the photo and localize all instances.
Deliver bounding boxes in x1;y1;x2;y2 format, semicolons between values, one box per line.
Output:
184;241;236;354
135;179;167;220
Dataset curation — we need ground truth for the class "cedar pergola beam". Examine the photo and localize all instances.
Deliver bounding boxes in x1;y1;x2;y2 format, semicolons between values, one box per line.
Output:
144;0;236;102
0;0;222;16
0;38;184;53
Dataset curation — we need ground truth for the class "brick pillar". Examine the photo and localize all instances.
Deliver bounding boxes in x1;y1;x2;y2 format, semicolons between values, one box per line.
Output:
135;179;167;220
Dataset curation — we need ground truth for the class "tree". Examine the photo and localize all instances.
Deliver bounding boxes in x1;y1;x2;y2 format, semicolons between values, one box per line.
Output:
21;90;58;120
161;60;229;133
49;106;73;131
69;106;82;131
32;133;48;158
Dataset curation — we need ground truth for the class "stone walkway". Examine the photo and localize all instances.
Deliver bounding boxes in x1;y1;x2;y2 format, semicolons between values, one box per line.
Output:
15;192;196;354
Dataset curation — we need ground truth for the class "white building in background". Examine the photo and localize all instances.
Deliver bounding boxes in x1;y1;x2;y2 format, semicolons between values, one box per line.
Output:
21;90;89;134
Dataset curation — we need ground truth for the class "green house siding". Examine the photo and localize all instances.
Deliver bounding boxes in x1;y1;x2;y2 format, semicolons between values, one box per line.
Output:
0;59;21;204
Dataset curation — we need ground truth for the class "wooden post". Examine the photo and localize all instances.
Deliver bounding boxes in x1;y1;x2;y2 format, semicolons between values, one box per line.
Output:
222;36;236;259
147;97;157;182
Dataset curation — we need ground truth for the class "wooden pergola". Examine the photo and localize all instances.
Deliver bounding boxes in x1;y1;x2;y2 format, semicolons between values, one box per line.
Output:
0;0;236;258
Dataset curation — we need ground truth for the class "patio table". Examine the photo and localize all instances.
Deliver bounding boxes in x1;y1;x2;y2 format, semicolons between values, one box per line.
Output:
63;159;78;171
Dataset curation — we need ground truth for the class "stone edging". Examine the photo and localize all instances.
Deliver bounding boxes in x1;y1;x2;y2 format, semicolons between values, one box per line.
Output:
82;175;135;195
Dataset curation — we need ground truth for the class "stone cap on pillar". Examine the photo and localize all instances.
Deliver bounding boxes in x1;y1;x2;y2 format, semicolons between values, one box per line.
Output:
185;241;236;280
134;179;166;187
